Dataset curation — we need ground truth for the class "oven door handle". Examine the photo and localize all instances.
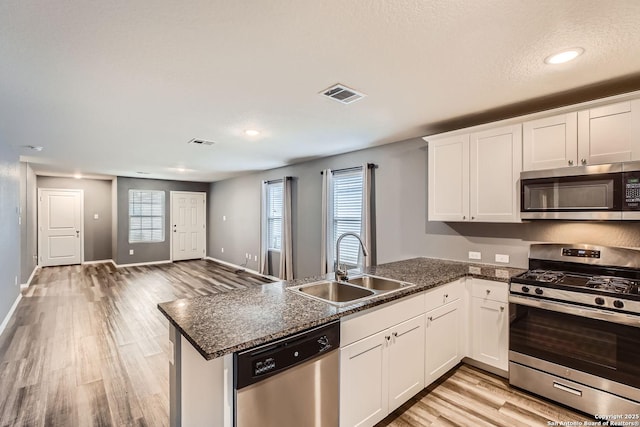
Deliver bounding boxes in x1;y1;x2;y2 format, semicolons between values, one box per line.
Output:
509;295;640;328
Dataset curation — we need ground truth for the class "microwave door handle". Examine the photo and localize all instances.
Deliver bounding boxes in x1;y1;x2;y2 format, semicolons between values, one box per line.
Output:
509;295;640;328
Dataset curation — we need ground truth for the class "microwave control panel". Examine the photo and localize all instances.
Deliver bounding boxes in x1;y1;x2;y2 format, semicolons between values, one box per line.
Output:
623;172;640;209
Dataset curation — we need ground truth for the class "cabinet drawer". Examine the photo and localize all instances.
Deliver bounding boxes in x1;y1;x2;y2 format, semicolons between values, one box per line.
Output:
341;293;424;347
424;279;465;312
470;278;508;302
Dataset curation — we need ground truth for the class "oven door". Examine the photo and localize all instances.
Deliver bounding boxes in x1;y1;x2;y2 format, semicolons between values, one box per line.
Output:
509;295;640;390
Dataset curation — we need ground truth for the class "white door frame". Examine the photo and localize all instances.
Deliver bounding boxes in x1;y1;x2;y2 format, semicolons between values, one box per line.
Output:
170;191;207;261
38;188;85;266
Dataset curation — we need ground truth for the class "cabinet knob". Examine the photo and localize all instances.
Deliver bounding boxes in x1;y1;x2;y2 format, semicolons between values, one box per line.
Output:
581;158;587;165
500;306;505;312
471;216;475;220
486;289;491;294
392;332;398;337
428;316;433;322
462;215;466;220
568;160;574;166
444;294;449;298
385;335;391;341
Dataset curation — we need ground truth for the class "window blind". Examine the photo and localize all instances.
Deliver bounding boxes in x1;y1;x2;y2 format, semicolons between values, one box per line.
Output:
267;181;283;250
332;168;363;267
129;190;165;243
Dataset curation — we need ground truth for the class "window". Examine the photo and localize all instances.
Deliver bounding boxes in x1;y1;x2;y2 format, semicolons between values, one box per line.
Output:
266;181;283;250
332;168;363;267
128;190;165;243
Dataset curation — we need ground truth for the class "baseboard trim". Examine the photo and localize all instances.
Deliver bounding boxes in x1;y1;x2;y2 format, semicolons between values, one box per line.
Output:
205;256;279;282
82;259;115;265
114;260;172;268
20;265;40;289
0;293;22;337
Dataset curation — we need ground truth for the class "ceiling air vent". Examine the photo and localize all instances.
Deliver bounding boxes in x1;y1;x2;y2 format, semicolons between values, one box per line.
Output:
187;138;215;146
321;84;366;104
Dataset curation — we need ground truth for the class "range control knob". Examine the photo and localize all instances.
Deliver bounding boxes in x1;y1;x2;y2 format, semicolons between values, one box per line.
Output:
595;297;605;305
521;286;530;293
535;288;544;295
613;300;624;309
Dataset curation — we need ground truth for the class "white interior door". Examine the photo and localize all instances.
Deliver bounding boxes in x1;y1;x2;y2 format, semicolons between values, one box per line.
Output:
38;188;83;267
171;191;206;261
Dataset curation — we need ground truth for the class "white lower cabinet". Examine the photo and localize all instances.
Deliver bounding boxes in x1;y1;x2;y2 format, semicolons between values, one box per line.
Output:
340;314;425;427
469;279;509;371
424;299;463;386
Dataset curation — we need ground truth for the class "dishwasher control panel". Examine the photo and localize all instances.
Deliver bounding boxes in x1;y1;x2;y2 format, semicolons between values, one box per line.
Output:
235;321;340;389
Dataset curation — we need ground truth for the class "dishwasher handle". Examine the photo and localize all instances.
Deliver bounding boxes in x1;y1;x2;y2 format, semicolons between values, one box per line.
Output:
234;320;340;389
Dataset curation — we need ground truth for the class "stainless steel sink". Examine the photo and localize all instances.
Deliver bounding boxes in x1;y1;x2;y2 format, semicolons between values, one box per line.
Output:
295;281;375;304
289;274;414;307
347;275;407;291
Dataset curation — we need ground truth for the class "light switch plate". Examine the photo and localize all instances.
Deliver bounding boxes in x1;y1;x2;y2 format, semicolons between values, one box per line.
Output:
468;251;481;260
129;249;134;255
495;254;510;263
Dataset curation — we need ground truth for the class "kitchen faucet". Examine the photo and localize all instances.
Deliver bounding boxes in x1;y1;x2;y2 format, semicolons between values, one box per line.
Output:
335;232;369;282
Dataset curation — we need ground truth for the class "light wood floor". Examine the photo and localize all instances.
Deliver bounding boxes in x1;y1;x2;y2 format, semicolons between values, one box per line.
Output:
0;260;594;427
378;364;592;427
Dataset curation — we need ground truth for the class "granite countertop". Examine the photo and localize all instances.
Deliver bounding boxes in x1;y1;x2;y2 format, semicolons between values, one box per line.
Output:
157;257;525;360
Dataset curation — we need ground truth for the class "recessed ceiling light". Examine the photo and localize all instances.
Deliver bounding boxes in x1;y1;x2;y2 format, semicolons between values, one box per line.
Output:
23;145;44;151
544;48;584;65
244;129;260;137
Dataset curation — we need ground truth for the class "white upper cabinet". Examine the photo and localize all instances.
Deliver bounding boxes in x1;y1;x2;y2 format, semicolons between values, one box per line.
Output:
578;100;640;166
427;133;469;221
469;124;522;222
427;124;521;222
523;113;578;170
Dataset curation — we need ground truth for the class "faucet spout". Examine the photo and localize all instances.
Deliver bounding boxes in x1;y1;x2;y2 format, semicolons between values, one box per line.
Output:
335;232;369;282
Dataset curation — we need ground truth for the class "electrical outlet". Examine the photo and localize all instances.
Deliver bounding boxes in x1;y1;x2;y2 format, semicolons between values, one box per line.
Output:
221;247;224;253
495;269;510;279
254;255;257;262
469;266;481;275
495;254;510;263
129;249;134;255
15;276;18;287
223;215;226;221
468;251;481;260
94;213;99;220
245;253;249;259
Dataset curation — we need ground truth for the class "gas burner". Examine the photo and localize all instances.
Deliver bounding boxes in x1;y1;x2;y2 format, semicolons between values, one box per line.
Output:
586;276;639;294
522;269;564;283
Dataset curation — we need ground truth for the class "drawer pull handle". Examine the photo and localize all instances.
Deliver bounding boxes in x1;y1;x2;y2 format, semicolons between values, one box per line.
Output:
553;382;582;397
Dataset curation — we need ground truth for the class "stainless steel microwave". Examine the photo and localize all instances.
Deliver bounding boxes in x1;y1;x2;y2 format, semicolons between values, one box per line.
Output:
520;162;640;220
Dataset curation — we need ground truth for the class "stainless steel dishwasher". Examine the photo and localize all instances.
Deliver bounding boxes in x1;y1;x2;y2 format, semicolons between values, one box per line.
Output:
234;321;340;427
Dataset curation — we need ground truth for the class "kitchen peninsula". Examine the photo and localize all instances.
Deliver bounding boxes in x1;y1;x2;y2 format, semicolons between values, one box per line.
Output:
158;257;524;427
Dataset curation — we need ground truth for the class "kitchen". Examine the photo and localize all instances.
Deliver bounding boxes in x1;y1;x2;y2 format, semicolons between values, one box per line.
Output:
2;1;640;426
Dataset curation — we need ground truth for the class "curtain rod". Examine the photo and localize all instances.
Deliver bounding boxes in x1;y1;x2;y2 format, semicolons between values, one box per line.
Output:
263;176;293;184
320;163;377;175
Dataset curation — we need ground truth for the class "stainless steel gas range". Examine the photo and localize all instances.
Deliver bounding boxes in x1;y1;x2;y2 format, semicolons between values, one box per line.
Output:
509;243;640;415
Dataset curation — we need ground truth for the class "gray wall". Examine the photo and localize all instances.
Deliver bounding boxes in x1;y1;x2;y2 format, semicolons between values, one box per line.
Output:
19;163;37;283
37;176;114;262
209;138;640;278
0;141;21;323
116;177;209;265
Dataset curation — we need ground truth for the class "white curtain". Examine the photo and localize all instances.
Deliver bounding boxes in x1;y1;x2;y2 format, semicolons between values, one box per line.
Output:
320;169;333;274
259;181;269;275
279;177;294;280
359;164;374;268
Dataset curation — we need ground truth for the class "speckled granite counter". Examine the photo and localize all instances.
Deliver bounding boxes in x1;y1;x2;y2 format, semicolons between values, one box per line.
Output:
157;257;525;360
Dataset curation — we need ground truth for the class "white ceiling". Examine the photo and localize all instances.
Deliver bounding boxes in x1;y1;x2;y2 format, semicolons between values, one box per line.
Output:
2;0;640;182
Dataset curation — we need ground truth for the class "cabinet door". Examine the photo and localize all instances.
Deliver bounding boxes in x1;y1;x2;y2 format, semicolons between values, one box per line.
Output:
424;300;462;386
471;297;508;371
339;330;388;427
523;113;578;170
427;134;470;221
578;99;640;165
387;315;425;412
469;124;522;222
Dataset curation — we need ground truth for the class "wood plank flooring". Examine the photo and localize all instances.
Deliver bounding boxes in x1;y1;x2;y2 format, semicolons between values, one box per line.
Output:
1;260;596;427
0;260;271;427
377;364;592;427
